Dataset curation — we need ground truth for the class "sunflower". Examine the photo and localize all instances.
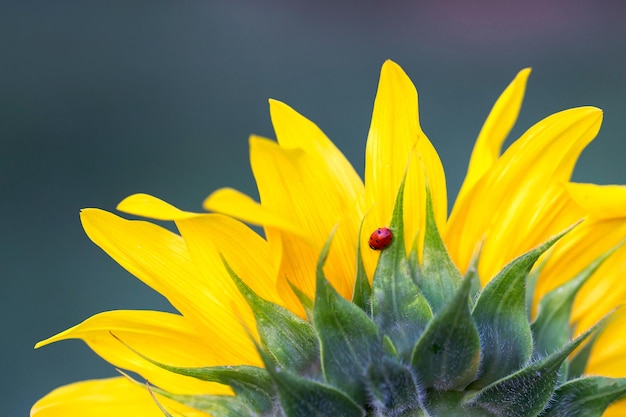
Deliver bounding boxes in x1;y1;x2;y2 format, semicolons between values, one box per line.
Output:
32;61;626;416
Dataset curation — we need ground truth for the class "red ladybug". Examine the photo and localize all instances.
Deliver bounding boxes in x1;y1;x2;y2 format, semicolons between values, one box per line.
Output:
368;227;393;250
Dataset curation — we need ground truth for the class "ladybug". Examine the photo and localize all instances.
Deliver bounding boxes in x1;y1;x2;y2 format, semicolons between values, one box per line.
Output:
368;227;393;250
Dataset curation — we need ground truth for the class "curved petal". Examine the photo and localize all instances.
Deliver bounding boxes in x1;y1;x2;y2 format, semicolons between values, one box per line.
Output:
202;188;302;237
175;213;283;307
269;99;365;209
565;182;626;219
117;193;199;220
247;135;362;299
117;197;284;309
80;209;260;365
445;107;603;281
31;377;208;417
364;60;446;271
35;310;231;395
454;68;531;212
586;309;626;377
534;184;626;330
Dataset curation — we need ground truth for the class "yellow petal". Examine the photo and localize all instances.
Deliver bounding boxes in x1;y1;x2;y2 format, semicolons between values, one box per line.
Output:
533;185;626;329
566;182;626;219
203;187;302;237
80;208;260;365
248;135;362;299
586;309;626;377
445;107;603;281
364;60;446;271
35;310;231;395
119;194;285;308
117;193;199;220
175;213;283;307
269;99;365;209
603;401;626;417
582;308;626;416
31;377;208;417
454;68;531;211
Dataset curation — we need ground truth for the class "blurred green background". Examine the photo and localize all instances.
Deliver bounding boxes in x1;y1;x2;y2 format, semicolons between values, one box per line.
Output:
3;1;625;415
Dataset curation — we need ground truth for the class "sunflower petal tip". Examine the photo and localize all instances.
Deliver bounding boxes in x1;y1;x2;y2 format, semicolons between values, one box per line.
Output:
516;68;532;83
79;207;104;222
116;193;149;211
381;59;404;74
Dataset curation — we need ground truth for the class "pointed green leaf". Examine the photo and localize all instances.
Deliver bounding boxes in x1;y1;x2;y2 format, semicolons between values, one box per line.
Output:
372;178;433;359
270;369;365;417
288;280;315;322
465;321;599;417
411;276;481;390
471;231;567;388
525;258;545;321
464;257;482;309
420;185;463;313
314;231;382;404
540;376;626;417
532;245;620;360
366;356;424;416
382;334;398;357
352;218;372;312
258;345;365;417
223;257;319;375
409;234;421;286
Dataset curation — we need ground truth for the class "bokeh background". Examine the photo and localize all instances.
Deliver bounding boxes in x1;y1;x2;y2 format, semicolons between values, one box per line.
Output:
3;1;625;415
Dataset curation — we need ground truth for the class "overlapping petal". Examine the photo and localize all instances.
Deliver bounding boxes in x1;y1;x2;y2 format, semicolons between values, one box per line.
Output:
35;310;231;395
33;61;626;416
79;208;261;365
454;68;530;210
31;377;206;417
118;193;282;305
445;106;603;282
364;60;446;267
585;310;626;416
205;102;367;304
247;136;360;300
534;183;626;331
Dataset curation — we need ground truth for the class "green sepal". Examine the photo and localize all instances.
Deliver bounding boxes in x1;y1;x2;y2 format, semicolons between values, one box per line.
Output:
525;259;544;321
287;279;315;322
314;229;382;404
383;334;399;357
352;217;372;313
372;177;433;359
366;356;424;416
408;235;421;286
464;254;482;308
540;376;626;417
471;231;566;388
425;390;493;417
222;256;319;375
532;244;620;360
464;322;599;417
110;332;275;411
420;185;463;313
259;346;365;417
411;276;481;390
